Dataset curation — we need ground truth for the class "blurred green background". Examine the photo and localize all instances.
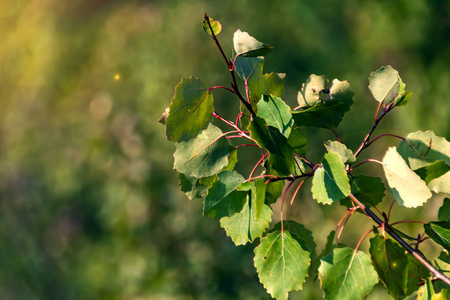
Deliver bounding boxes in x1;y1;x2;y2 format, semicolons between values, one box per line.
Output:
0;0;448;299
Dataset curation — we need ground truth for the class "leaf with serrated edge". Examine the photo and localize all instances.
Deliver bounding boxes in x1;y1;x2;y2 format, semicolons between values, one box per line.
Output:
203;170;246;218
312;152;351;205
383;147;432;207
368;65;404;104
254;231;310;300
325;140;356;164
257;95;293;138
319;247;378;300
369;235;408;298
165;77;214;142
220;191;272;246
174;123;229;178
233;30;273;57
398;130;450;194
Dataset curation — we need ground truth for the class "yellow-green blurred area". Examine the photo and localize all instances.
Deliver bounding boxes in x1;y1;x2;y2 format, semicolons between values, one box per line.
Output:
0;0;449;299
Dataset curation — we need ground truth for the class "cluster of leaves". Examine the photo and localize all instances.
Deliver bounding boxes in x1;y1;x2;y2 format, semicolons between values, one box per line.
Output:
160;16;450;299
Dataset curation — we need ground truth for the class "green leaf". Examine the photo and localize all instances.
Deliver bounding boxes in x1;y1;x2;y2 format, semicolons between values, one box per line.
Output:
369;235;409;298
173;123;229;178
221;147;238;171
202;17;222;35
312;152;351;205
165;77;214;142
253;178;266;221
368;65;406;104
264;72;286;97
398;130;450;194
263;161;285;204
220;190;272;246
249;117;294;175
203;170;246;218
406;253;430;295
382;147;432;208
233;29;273;57
340;175;385;208
254;230;310;300
292;79;353;129
395;91;413;106
297;75;328;108
287;126;307;156
415;160;450;185
315;231;338;273
318;247;378;300
257;95;293;138
179;173;215;201
324;140;356;164
235;56;265;81
438;198;450;222
424;221;450;252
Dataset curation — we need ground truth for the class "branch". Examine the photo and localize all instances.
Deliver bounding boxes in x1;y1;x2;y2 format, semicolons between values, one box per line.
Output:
204;13;256;116
348;193;450;286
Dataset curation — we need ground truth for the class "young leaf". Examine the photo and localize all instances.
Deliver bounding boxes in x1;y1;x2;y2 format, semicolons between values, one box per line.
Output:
203;170;246;218
233;29;273;57
318;247;378;300
340;175;385;208
438;198;450;222
257;95;293;138
254;230;310;300
398;130;450;194
368;65;406;105
165;77;214;142
249;116;294;175
382;147;432;208
173;123;229;178
312;151;351;205
369;235;409;299
292;79;353;129
324;140;356;164
264;72;286;97
220;190;272;246
424;221;450;252
202;17;222;35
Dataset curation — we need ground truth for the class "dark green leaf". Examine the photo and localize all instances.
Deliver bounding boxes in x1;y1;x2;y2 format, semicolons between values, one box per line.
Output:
324;140;356;164
253;178;266;221
235;56;265;81
368;65;406;104
220;191;272;245
438;198;450;222
179;173;215;201
173;123;229;178
203;170;246;218
254;231;310;300
249;117;294;175
257;95;293;138
369;235;409;298
264;161;285;204
398;131;450;194
287;126;307;156
415;160;450;185
264;72;286;97
424;221;450;252
202;17;222;35
382;147;432;207
318;247;378;300
312;151;351;205
233;29;273;57
406;253;430;295
340;175;385;208
165;77;214;142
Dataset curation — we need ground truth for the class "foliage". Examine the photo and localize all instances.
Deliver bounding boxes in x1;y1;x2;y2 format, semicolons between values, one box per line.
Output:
160;15;450;299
